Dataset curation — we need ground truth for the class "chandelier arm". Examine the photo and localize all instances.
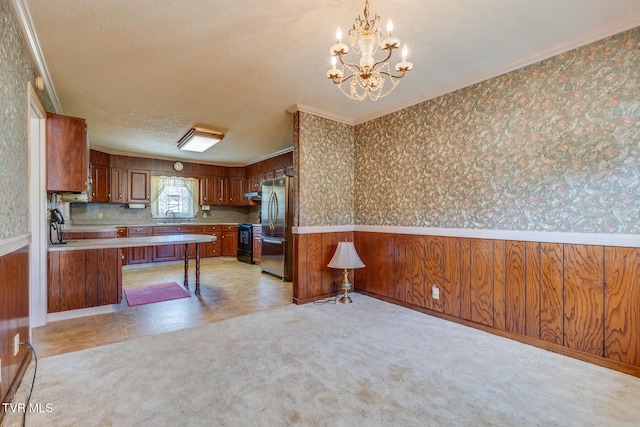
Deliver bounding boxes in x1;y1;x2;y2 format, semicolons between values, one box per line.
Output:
371;48;394;69
378;69;407;80
337;55;362;72
333;73;358;85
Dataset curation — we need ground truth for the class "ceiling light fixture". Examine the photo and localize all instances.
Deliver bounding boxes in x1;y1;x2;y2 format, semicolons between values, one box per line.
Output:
177;127;224;152
326;0;413;101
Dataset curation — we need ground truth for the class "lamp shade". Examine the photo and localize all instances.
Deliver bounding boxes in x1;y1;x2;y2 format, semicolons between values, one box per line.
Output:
327;242;365;269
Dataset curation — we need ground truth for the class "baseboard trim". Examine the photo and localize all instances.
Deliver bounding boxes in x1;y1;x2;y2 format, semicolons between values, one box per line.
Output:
357;290;640;378
0;350;33;423
293;291;342;305
46;305;114;323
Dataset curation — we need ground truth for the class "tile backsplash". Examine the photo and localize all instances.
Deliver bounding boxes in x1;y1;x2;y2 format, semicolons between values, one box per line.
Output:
70;203;254;225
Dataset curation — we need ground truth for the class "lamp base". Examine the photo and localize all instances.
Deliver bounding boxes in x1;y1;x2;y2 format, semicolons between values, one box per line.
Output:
339;268;353;304
339;293;352;304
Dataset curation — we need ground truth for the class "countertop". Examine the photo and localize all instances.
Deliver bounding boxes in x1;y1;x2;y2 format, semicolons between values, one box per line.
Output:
48;234;217;252
64;222;240;233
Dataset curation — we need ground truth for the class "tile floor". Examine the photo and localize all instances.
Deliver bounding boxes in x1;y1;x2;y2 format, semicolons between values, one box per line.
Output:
31;257;293;358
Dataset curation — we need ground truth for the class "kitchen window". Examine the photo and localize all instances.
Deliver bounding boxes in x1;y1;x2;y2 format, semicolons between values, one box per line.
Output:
150;176;199;218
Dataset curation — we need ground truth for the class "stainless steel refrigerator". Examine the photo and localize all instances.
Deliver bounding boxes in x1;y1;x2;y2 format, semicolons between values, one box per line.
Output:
261;176;293;281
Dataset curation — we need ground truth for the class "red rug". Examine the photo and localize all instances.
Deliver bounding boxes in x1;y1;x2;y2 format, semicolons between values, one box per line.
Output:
124;282;190;306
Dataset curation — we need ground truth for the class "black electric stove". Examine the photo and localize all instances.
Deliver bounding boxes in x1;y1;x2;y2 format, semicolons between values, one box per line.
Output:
237;223;253;264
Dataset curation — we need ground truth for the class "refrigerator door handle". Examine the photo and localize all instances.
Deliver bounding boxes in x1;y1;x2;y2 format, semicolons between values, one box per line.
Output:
268;190;278;232
262;237;283;244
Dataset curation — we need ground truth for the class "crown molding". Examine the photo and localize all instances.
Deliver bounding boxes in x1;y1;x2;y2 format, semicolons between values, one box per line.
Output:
286;104;355;126
353;13;640;125
11;0;63;114
244;147;294;166
91;145;248;167
91;144;292;168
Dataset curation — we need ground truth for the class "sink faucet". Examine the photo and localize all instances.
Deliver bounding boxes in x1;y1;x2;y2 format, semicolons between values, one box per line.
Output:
166;210;176;222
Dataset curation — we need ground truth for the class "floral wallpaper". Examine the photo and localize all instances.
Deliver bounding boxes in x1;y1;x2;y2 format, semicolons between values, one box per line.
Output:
297;112;354;226
0;0;53;240
353;27;640;233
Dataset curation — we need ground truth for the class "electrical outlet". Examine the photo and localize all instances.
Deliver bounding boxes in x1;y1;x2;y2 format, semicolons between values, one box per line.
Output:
97;212;103;219
14;333;20;356
432;284;440;300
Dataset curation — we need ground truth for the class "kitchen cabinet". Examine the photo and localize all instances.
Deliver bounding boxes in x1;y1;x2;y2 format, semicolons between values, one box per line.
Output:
116;227;128;265
247;174;261;194
110;167;126;203
214;176;227;205
127;226;150;264
179;226;205;259
63;230;117;240
48;248;122;312
127;169;150;203
46;112;88;193
229;177;247;206
201;176;248;206
252;225;262;263
202;225;221;257
151;226;182;262
263;170;275;183
221;225;238;257
90;164;111;203
286;165;294;176
200;177;216;205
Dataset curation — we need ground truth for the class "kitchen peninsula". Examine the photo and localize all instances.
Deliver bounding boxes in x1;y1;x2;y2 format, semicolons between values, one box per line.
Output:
48;234;215;313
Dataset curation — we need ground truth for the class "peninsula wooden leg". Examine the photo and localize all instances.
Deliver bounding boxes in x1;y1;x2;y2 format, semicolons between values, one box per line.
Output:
184;244;189;289
195;242;201;295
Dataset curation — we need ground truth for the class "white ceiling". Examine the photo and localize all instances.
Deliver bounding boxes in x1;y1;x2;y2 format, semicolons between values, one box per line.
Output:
22;0;640;166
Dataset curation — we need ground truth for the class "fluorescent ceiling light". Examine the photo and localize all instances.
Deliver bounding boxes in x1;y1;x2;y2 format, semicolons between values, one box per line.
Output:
177;127;224;152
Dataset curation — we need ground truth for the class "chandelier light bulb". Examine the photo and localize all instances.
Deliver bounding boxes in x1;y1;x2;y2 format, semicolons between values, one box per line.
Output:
336;27;343;43
387;18;393;36
402;44;408;62
331;56;337;70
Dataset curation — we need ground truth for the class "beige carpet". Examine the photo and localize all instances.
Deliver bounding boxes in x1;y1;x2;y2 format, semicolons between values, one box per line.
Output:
4;294;640;426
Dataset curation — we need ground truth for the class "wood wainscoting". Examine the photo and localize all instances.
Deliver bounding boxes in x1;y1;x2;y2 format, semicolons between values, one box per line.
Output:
293;229;640;376
0;243;31;414
293;231;354;304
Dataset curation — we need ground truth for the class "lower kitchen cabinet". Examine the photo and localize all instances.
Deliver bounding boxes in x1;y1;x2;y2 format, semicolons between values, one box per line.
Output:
202;235;221;257
252;225;261;263
116;227;128;265
127;226;150;264
48;248;122;313
221;225;238;257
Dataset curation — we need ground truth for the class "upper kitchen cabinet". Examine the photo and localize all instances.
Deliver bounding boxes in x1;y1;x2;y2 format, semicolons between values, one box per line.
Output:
110;167;126;203
46;112;88;192
127;169;150;203
90;164;110;203
199;176;216;205
228;177;247;206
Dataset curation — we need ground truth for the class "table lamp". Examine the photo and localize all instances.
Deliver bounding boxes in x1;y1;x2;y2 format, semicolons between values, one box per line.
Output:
327;241;365;304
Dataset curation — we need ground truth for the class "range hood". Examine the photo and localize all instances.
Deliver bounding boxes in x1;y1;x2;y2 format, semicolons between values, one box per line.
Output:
244;192;261;201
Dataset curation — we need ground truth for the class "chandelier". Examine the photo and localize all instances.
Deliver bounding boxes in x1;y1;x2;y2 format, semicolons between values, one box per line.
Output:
326;0;413;101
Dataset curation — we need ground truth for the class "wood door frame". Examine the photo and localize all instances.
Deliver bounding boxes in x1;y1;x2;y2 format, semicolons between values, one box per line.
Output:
28;82;48;328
